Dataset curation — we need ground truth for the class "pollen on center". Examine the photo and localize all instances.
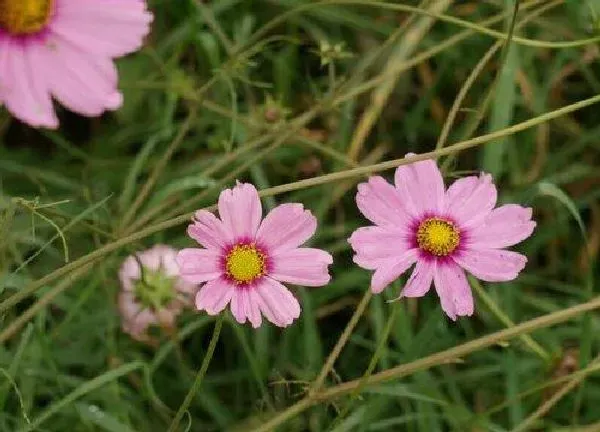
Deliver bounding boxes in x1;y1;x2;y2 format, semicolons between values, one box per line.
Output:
225;243;266;284
0;0;55;35
416;217;460;257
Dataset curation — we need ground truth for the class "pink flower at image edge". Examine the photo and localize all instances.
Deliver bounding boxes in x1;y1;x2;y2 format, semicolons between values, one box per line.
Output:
176;182;333;328
0;0;153;128
348;154;536;320
119;245;196;342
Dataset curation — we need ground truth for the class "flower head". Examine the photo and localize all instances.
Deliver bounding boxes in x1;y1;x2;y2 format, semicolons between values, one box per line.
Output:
118;245;196;342
176;182;333;328
0;0;153;128
348;154;536;320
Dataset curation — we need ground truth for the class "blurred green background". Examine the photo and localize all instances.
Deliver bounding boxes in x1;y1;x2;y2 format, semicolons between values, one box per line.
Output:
1;0;600;431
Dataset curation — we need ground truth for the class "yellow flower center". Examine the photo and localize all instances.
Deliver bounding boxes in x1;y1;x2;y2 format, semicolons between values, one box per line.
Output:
416;217;460;257
0;0;54;35
225;243;266;284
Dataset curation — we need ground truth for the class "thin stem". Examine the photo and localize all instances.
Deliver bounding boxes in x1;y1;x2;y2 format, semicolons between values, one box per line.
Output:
247;0;594;50
0;264;93;343
310;291;372;394
471;278;550;361
193;0;235;55
119;111;197;231
347;0;452;161
435;41;501;150
131;2;552;230
484;360;600;416
329;302;400;428
330;0;548;112
156;108;321;222
231;322;274;411
126;131;273;233
260;92;600;198
129;3;545;229
250;295;600;432
167;315;224;432
4;92;600;323
512;354;600;432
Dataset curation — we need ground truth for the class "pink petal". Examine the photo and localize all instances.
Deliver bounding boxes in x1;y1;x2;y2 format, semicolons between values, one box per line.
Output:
218;182;262;240
230;288;262;328
176;248;222;284
444;176;478;207
349;226;412;270
394;154;445;216
468;205;536;249
0;39;58;128
433;262;474;321
356;176;411;227
256;203;316;253
174;279;198;297
445;174;497;229
453;249;527;282
51;0;152;58
270;248;333;287
149;245;179;276
129;309;156;339
371;249;419;294
254;278;301;327
156;306;180;328
118;292;141;321
248;289;265;328
399;258;434;298
119;256;141;291
138;244;175;271
188;210;233;249
118;292;156;340
195;277;235;315
35;36;123;116
230;289;247;325
0;0;151;128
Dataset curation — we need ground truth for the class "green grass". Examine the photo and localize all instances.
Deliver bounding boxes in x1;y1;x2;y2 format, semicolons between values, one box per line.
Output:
1;0;600;431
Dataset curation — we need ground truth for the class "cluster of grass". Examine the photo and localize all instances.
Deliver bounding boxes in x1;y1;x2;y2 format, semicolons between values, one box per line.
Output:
1;0;600;430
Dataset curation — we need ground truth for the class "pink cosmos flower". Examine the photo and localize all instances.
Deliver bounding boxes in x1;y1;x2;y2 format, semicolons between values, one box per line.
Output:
118;245;196;342
348;154;536;320
0;0;152;128
176;182;333;328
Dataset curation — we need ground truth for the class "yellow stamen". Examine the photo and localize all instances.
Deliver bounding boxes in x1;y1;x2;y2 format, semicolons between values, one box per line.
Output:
226;244;266;284
417;217;460;257
0;0;54;35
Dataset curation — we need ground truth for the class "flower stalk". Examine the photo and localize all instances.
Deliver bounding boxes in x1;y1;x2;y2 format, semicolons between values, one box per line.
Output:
250;295;600;432
167;315;224;432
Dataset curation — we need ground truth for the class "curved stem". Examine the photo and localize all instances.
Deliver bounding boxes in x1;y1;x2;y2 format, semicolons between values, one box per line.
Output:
119;110;197;232
246;0;594;50
310;291;372;394
3;92;600;324
512;354;600;432
250;295;600;432
471;278;550;361
329;302;401;428
167;315;224;432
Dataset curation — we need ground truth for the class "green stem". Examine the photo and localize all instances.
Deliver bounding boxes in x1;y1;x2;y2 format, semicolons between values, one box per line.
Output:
193;0;234;55
119;111;197;231
232;322;274;411
167;315;224;432
250;295;600;432
512;354;600;432
471;278;551;361
247;0;598;50
329;303;400;429
310;291;372;394
4;92;600;324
